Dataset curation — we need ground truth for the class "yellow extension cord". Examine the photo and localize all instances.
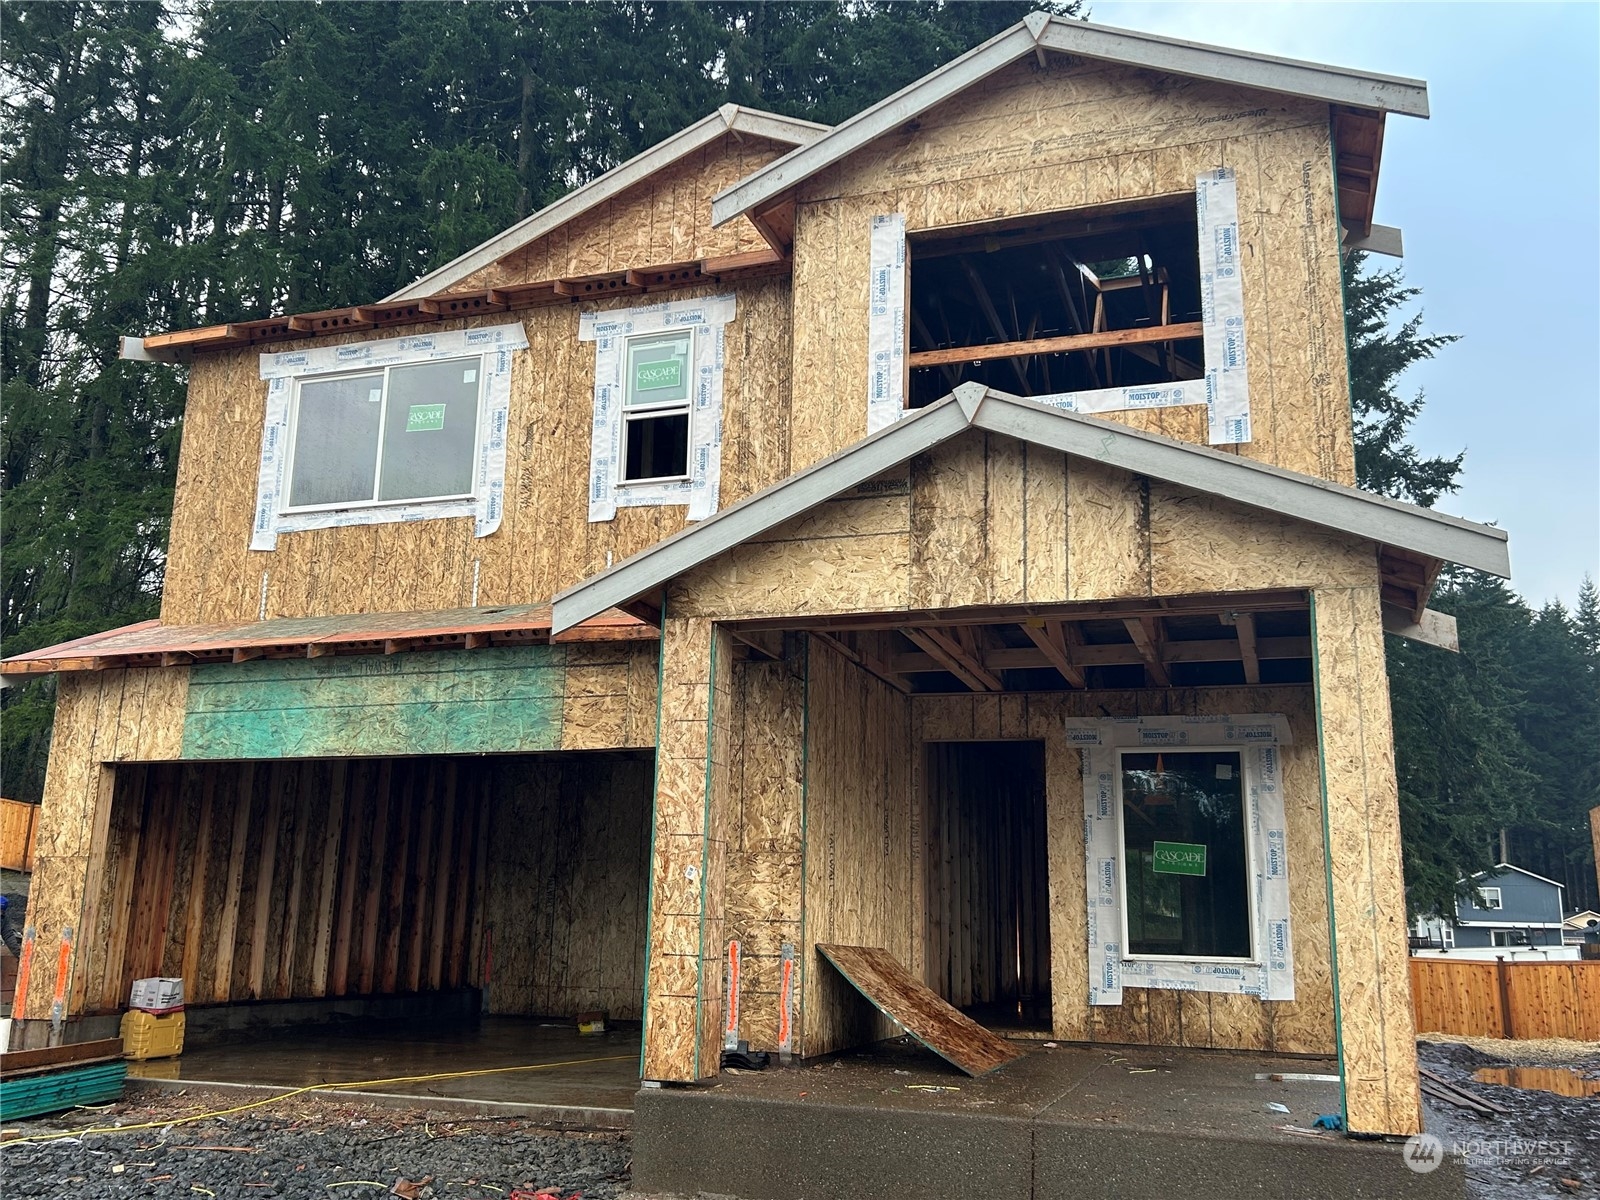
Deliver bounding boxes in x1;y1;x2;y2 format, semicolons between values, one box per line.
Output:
2;1054;636;1145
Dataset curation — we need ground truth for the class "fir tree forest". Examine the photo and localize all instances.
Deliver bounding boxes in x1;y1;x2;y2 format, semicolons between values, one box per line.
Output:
3;2;1596;917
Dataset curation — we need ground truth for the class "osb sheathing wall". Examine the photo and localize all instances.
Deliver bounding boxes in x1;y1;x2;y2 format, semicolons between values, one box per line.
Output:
910;686;1336;1056
1310;585;1423;1136
713;636;914;1063
479;754;653;1021
667;430;1379;623
789;57;1354;483
451;134;791;293
792;637;915;1058
17;670;188;1026
160;276;794;627
710;655;1335;1061
639;616;735;1081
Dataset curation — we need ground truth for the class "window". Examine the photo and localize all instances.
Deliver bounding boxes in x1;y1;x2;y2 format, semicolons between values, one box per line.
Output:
621;330;694;483
285;357;483;512
1479;887;1503;911
1118;749;1254;961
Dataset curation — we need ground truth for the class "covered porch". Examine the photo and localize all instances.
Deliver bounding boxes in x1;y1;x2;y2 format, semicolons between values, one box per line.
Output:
548;386;1512;1142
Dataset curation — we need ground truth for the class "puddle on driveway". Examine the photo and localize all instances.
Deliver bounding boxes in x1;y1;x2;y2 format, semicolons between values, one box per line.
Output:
1473;1066;1600;1098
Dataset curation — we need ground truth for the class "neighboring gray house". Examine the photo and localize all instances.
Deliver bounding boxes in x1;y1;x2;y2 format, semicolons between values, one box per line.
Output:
1415;864;1567;950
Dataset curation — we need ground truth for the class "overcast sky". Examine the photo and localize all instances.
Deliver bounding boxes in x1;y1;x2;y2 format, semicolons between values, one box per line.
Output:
1091;1;1599;608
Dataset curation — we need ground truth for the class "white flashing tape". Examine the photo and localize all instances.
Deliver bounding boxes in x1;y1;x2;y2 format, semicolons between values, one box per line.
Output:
892;170;1250;444
580;294;736;523
250;323;527;551
1196;168;1250;444
867;213;908;434
1071;714;1294;1006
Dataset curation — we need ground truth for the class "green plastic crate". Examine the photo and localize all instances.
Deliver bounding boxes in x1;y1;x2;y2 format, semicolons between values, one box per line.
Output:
0;1059;127;1121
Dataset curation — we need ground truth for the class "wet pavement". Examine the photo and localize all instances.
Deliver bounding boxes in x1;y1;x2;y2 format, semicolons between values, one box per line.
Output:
711;1034;1347;1140
125;1016;641;1117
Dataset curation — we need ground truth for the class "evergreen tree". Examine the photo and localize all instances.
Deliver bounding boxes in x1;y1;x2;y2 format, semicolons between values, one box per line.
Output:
1345;251;1598;914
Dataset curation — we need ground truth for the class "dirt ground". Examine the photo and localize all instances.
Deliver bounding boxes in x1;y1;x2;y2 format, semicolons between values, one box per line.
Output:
1;1087;631;1199
1418;1036;1600;1200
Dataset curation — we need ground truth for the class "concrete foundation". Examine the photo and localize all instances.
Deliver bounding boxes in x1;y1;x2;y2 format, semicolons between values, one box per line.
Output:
631;1039;1466;1200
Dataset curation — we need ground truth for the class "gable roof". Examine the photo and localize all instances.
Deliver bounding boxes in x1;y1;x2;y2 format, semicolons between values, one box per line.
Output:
711;13;1427;235
550;384;1509;633
1464;863;1567;891
387;105;828;302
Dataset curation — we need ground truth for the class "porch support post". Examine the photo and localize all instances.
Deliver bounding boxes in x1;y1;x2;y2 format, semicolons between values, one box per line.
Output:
642;613;735;1081
1309;585;1423;1136
13;675;118;1049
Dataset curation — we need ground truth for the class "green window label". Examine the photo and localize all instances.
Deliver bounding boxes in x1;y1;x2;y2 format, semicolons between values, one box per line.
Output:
1152;841;1208;876
405;403;447;432
634;359;683;392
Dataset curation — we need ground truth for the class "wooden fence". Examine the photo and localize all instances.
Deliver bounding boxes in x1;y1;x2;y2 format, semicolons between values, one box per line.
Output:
1411;957;1600;1041
0;798;39;872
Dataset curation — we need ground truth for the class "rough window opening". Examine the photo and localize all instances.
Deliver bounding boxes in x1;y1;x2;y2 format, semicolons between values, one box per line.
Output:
906;198;1203;409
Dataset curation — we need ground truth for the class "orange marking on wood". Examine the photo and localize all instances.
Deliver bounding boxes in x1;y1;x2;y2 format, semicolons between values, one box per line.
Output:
12;930;35;1020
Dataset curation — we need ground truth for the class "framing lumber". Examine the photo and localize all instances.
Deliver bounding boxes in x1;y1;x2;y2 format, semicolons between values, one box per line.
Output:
809;631;911;694
1019;620;1085;687
901;627;1001;692
1235;613;1261;684
908;321;1202;370
1122;617;1171;687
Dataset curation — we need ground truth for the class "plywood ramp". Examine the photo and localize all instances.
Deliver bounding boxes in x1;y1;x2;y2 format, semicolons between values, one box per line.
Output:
817;944;1023;1076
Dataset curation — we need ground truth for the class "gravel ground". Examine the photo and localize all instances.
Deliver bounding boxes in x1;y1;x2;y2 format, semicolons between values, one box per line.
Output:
1418;1038;1600;1200
1;1087;631;1199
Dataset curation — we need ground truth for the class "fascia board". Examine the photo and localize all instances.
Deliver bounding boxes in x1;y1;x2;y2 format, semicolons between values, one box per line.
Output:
1034;20;1429;118
726;108;831;144
710;24;1037;227
971;392;1509;576
386;109;823;302
550;397;975;632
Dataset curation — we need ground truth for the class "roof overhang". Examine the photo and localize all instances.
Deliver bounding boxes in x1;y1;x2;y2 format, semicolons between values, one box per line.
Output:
550;384;1509;635
121;106;824;362
1;603;655;678
711;14;1426;238
387;105;827;303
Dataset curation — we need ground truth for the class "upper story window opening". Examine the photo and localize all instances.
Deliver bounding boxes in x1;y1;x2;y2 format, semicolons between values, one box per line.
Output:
906;197;1203;410
621;329;694;484
1478;886;1503;911
285;356;484;513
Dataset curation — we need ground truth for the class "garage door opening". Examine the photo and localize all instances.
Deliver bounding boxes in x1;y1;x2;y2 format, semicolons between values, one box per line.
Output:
88;750;652;1106
923;741;1051;1035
